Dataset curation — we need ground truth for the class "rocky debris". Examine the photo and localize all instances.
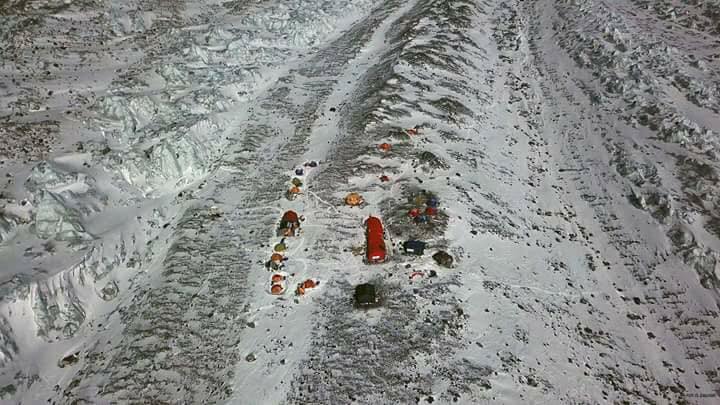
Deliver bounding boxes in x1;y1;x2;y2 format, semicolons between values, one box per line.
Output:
416;150;449;171
0;121;58;163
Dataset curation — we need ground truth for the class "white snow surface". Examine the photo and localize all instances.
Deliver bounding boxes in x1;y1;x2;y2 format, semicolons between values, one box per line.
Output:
1;0;720;403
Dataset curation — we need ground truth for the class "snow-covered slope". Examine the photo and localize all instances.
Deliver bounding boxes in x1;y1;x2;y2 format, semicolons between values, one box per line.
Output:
0;0;719;403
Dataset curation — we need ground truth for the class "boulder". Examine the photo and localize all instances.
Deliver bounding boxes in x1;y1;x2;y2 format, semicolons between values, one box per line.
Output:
58;352;80;368
432;251;454;268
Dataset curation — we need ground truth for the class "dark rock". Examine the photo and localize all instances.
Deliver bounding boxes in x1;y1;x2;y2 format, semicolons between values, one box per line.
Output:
417;151;449;170
432;251;454;268
58;353;79;368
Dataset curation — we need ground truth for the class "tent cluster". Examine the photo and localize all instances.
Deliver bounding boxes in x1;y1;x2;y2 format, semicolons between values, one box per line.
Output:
352;126;456;307
266;210;321;297
267;235;290;295
266;161;322;297
261;126;455;306
286;161;319;200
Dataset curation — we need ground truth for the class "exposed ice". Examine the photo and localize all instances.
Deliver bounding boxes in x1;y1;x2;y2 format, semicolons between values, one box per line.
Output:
33;192;92;242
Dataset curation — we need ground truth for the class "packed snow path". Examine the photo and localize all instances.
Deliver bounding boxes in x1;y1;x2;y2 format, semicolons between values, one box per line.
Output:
1;0;720;403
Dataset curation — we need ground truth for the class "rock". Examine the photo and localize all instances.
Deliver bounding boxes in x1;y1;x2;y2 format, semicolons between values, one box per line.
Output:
58;353;79;368
417;151;449;170
245;353;256;362
100;281;119;301
209;206;223;218
432;251;454;268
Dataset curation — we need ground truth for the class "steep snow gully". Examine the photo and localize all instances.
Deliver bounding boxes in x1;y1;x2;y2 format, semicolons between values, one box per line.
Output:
1;0;720;403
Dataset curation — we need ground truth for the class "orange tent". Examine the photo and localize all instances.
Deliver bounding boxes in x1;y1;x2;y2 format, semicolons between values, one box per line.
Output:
345;192;364;206
270;284;284;295
296;279;319;296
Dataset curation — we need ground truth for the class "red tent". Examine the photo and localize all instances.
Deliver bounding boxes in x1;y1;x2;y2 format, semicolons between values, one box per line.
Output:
365;216;387;264
282;210;299;223
278;210;301;237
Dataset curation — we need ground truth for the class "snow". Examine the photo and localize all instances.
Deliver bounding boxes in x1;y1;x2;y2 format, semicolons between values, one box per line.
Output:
1;0;720;403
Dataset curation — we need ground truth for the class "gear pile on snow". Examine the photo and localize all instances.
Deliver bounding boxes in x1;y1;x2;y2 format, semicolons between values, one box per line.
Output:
407;192;439;225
